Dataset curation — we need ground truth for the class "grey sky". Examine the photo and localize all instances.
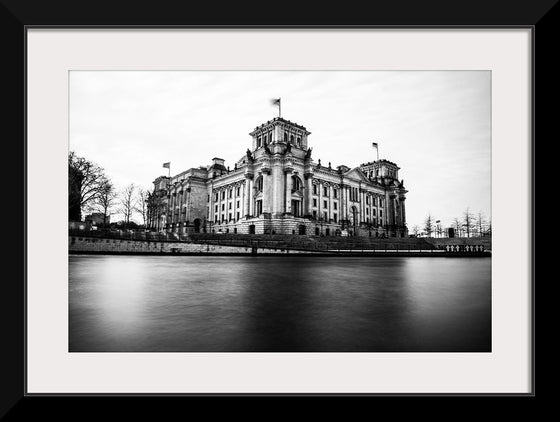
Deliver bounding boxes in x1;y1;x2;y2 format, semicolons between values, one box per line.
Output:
69;71;491;229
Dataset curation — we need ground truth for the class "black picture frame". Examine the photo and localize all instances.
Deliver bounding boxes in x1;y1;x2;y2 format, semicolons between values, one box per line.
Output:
4;0;550;415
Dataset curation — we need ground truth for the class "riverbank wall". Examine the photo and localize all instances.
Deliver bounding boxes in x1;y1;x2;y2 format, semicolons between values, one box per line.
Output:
69;236;313;255
69;236;490;257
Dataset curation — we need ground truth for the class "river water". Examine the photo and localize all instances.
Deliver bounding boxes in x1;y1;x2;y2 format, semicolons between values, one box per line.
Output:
69;255;491;352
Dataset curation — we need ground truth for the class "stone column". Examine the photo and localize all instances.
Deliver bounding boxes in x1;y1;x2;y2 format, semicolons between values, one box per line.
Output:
239;183;244;218
304;175;312;216
340;185;346;227
319;181;325;221
185;188;191;223
328;184;333;222
272;163;283;216
245;176;252;217
285;169;293;214
263;171;272;214
360;190;364;224
207;188;213;226
393;197;398;226
171;192;176;224
249;179;255;217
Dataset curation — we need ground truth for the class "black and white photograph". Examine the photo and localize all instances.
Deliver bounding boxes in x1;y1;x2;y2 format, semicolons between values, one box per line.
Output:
68;70;492;353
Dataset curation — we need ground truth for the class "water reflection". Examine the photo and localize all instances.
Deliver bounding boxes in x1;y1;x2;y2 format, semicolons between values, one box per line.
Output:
69;256;491;352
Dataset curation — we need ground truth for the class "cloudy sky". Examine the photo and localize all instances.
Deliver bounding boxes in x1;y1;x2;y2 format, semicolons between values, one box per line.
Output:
69;71;491;229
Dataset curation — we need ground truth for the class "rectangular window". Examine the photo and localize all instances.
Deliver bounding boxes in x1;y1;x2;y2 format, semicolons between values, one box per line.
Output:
313;198;317;207
366;196;370;205
229;213;232;221
323;212;328;221
236;212;240;221
207;194;210;201
236;187;240;196
373;209;376;216
313;184;317;195
236;200;240;208
323;200;327;208
334;213;338;223
313;210;317;219
215;193;218;201
229;203;232;210
221;191;225;200
366;208;369;215
333;202;337;210
372;197;377;206
380;210;383;217
333;189;338;199
229;189;232;198
221;204;225;211
215;205;218;213
323;186;328;196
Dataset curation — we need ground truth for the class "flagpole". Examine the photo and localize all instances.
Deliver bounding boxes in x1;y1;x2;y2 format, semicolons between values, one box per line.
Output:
279;97;281;118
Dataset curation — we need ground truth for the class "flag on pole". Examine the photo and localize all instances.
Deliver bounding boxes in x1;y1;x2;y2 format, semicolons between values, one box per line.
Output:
271;98;281;117
372;142;379;161
163;162;171;177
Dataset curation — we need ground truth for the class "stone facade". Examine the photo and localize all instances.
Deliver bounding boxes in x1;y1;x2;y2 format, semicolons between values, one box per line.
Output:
149;117;408;237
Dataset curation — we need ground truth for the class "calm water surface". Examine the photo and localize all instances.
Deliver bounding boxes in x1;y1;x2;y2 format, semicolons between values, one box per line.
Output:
69;256;491;352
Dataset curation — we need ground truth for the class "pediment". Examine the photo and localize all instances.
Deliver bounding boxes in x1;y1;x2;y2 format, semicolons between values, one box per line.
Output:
344;167;370;183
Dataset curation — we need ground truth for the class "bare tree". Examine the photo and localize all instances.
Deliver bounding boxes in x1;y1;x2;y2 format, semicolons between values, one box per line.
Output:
452;217;462;237
92;179;117;227
411;225;420;237
134;188;150;228
463;207;475;238
119;184;136;229
424;213;434;237
68;151;108;221
475;211;487;237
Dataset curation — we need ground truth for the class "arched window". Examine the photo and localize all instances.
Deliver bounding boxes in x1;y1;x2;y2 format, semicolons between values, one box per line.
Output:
256;176;263;192
290;134;294;143
296;137;301;147
291;175;302;192
257;137;262;148
284;132;288;142
263;135;267;145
